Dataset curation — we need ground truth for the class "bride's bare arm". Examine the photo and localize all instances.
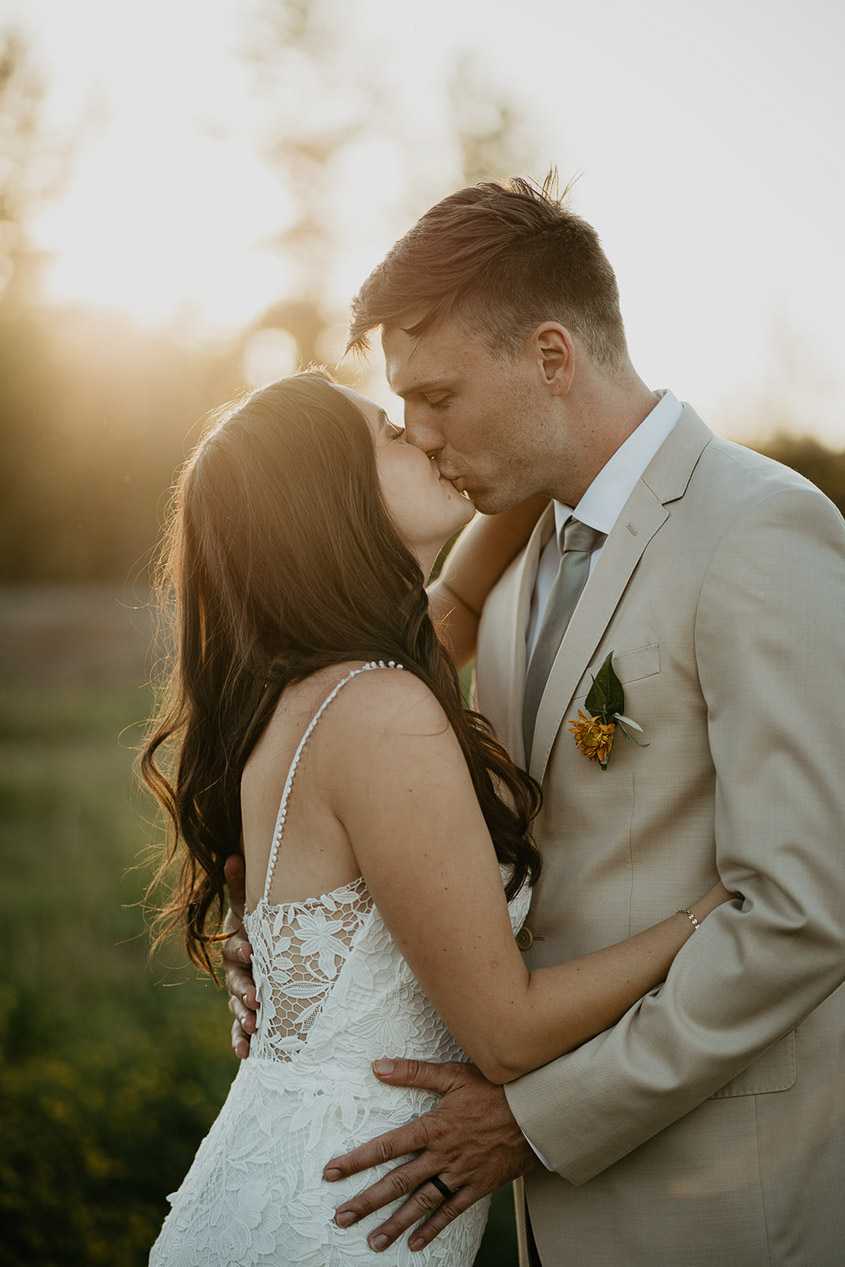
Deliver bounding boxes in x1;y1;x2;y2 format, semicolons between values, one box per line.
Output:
325;671;736;1085
429;496;548;668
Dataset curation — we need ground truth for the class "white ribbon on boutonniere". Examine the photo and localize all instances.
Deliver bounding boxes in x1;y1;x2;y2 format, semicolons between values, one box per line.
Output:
568;652;649;771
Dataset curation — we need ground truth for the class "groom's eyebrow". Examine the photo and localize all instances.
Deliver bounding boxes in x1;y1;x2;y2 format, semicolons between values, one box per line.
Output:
394;377;453;399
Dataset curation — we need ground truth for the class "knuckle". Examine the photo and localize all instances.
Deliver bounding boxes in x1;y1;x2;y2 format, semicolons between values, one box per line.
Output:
414;1188;437;1213
387;1171;411;1199
423;1195;468;1240
375;1138;396;1164
340;1150;365;1175
424;1118;448;1148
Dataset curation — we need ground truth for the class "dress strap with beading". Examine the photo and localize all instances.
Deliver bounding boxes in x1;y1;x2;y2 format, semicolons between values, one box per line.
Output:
261;660;405;904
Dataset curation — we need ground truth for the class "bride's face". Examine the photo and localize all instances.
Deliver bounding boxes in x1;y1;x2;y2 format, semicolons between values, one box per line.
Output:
334;385;475;567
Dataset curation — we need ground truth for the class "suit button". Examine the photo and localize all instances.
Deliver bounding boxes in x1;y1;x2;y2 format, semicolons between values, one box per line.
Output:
516;926;534;951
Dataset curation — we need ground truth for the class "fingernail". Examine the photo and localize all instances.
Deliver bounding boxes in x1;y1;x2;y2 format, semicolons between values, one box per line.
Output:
410;1236;424;1251
373;1059;394;1076
370;1234;389;1251
324;1167;341;1181
335;1211;355;1228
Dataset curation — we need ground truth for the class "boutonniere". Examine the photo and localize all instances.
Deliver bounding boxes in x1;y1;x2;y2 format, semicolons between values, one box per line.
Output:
568;652;649;771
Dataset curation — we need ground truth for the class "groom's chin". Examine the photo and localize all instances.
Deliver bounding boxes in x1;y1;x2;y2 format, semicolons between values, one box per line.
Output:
473;490;519;516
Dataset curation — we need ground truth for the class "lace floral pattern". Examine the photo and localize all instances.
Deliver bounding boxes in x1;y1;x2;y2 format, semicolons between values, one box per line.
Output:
245;877;373;1063
149;664;532;1266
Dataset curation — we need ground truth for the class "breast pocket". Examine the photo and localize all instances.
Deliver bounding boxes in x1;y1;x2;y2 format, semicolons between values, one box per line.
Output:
573;644;661;701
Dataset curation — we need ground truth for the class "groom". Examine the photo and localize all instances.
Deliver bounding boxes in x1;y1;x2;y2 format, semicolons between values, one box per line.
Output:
226;178;845;1265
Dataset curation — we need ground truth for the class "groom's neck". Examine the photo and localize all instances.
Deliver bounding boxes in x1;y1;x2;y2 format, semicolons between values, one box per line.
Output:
551;360;659;504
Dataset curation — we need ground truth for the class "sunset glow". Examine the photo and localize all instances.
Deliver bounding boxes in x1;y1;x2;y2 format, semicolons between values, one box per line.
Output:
7;0;845;443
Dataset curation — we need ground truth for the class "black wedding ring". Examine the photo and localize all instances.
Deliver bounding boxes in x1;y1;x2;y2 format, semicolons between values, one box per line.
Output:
429;1174;456;1201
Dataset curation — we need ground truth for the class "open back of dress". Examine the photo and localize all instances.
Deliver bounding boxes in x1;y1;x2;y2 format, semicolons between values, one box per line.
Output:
150;662;531;1266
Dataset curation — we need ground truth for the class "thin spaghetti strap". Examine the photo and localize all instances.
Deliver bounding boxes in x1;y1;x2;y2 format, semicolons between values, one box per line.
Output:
261;659;405;903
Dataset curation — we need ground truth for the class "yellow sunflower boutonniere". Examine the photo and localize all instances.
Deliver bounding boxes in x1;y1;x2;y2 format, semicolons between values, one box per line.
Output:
568;652;649;771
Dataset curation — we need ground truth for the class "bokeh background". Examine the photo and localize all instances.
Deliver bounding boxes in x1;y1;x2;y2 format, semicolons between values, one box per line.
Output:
1;1;843;1263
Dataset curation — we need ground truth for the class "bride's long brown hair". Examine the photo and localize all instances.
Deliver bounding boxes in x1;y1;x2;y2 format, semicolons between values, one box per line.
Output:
142;370;541;976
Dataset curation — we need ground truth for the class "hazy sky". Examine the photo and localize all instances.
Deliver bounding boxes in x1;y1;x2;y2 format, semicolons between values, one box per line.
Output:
6;0;845;444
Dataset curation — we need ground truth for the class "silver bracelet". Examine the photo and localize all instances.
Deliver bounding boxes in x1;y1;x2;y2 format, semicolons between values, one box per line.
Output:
676;907;701;932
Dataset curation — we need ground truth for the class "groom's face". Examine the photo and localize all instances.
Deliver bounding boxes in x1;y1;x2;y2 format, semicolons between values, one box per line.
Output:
382;316;556;516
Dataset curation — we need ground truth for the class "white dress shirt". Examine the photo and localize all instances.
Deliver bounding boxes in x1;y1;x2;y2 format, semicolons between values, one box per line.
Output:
525;390;683;664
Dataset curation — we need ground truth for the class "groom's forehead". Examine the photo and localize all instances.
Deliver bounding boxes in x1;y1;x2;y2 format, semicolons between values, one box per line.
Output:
382;319;485;391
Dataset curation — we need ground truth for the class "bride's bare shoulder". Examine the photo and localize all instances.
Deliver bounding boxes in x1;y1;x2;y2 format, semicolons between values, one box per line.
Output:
327;662;449;742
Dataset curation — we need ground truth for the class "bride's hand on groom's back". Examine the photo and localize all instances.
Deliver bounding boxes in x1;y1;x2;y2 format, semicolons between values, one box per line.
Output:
222;855;258;1059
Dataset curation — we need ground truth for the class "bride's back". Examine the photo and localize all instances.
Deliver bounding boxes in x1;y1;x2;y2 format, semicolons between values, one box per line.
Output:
240;664;367;911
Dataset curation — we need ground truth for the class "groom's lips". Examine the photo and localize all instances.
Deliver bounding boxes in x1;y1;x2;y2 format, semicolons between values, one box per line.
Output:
443;473;472;498
435;464;474;498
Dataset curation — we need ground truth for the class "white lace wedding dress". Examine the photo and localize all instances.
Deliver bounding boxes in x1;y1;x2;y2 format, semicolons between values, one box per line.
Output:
150;663;531;1266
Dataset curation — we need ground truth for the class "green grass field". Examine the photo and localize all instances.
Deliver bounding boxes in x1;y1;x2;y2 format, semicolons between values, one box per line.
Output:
0;588;518;1266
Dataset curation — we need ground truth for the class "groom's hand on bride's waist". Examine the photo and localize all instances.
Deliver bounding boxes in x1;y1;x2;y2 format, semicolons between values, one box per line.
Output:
323;1058;535;1254
222;854;258;1060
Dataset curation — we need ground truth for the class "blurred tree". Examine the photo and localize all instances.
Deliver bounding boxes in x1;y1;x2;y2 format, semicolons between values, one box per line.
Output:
449;54;544;190
0;305;243;582
755;433;845;517
0;28;244;584
0;29;63;579
0;28;58;311
243;0;391;369
246;0;548;374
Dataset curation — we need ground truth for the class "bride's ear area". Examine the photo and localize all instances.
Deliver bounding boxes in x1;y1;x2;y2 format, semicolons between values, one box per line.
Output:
532;324;575;396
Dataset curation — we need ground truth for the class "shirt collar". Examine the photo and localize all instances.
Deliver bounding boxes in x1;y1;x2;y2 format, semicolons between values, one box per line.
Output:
553;389;683;544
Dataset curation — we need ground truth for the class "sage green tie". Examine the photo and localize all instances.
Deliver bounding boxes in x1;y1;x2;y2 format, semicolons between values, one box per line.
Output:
522;518;606;763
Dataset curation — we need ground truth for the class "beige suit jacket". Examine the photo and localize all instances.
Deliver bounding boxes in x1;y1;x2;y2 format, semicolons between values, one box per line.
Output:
476;408;845;1266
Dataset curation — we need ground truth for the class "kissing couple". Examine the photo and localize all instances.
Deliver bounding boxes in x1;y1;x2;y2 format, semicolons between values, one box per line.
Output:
146;176;845;1266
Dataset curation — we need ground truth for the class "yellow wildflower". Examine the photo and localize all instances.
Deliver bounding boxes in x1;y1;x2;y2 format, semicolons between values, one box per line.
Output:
568;709;616;768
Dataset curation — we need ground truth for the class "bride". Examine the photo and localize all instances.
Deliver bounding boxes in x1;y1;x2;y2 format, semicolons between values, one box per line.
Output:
143;370;732;1266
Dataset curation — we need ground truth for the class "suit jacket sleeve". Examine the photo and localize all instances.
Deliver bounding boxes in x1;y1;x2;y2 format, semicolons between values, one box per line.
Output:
504;482;845;1184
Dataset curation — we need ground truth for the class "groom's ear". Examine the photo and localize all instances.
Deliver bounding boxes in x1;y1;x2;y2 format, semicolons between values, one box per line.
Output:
531;323;575;395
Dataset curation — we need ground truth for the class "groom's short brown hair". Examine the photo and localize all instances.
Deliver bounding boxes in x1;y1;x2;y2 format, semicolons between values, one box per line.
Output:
347;174;628;368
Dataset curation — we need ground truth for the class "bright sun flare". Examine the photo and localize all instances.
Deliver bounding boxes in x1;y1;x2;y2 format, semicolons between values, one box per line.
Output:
39;130;292;333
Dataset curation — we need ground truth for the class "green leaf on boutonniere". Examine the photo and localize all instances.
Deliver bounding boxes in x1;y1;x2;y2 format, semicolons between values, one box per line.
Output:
584;652;625;721
571;652;649;768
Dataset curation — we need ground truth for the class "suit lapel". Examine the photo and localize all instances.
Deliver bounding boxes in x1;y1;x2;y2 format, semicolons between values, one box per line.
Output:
529;407;713;783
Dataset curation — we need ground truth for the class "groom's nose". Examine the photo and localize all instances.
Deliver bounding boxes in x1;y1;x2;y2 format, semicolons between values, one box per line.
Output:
403;412;443;460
